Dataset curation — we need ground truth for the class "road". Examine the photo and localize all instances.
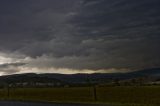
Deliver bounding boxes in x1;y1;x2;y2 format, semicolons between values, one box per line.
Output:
0;101;110;106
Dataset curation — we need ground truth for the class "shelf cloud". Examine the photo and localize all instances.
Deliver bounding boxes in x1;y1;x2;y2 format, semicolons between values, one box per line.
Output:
0;0;160;75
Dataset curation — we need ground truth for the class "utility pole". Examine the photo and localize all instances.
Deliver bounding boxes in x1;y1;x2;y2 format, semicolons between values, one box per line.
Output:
86;74;97;101
93;85;97;101
7;84;10;98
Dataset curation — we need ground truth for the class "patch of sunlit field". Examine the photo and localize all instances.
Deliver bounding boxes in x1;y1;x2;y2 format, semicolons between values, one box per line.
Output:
0;86;160;106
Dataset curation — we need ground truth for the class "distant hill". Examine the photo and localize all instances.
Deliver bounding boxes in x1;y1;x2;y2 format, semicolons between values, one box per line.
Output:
0;73;68;87
129;68;160;76
42;68;160;83
0;68;159;87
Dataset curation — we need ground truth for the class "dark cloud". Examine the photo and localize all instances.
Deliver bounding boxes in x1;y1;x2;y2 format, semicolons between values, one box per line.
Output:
0;63;26;68
0;0;160;74
0;62;26;75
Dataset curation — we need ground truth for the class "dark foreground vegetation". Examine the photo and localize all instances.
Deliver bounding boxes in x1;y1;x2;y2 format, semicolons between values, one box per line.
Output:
0;68;160;105
0;86;160;106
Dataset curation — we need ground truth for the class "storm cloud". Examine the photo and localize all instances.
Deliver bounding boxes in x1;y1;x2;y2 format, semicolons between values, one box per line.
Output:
0;0;160;75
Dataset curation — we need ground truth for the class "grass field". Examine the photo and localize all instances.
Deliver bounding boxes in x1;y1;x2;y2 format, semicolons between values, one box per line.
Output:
0;86;160;106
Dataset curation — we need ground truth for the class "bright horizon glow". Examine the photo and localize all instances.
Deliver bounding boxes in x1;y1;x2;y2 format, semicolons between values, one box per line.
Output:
0;55;13;64
0;66;128;76
0;53;129;76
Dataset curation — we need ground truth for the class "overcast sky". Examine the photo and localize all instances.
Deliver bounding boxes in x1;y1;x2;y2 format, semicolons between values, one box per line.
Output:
0;0;160;75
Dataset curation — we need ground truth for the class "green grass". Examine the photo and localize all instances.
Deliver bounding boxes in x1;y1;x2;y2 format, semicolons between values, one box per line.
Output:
0;86;160;106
